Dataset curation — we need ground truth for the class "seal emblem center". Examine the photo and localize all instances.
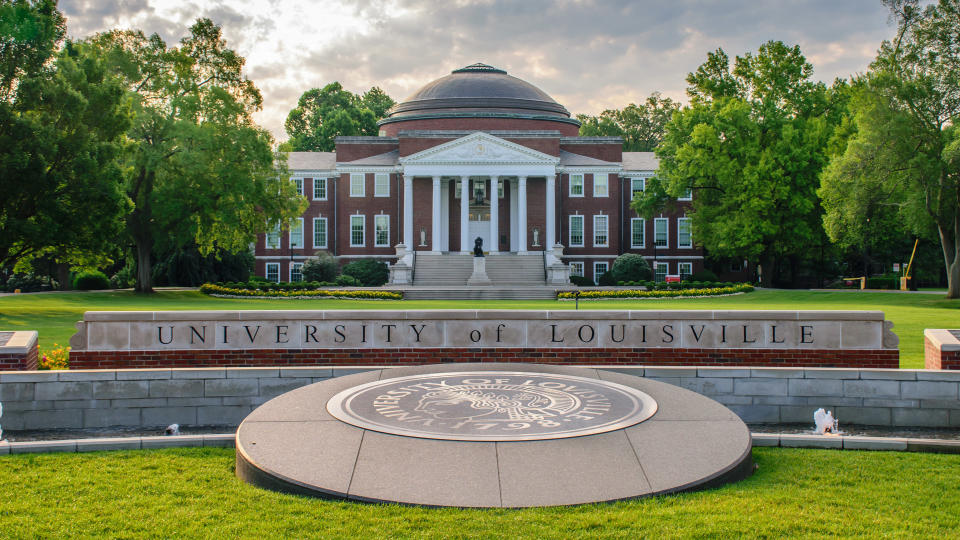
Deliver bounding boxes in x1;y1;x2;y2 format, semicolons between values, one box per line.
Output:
326;371;658;441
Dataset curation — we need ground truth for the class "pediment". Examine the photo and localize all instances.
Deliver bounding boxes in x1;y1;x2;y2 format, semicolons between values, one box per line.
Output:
400;132;559;166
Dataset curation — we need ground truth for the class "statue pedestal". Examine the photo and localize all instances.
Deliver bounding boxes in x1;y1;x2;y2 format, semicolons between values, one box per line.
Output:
466;257;492;286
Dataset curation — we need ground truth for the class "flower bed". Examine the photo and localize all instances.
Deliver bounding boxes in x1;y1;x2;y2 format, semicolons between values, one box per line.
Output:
557;284;754;299
199;283;403;300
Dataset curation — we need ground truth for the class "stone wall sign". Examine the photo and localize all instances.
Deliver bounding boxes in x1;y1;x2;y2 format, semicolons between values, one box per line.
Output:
70;309;899;352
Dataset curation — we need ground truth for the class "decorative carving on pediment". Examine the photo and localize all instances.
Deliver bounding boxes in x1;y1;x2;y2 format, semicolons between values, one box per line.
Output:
403;133;558;165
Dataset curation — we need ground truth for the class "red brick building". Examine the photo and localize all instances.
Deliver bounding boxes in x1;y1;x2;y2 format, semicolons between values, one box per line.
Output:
255;63;702;285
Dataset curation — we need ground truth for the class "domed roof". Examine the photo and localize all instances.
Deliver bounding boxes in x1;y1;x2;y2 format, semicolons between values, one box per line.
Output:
380;63;577;126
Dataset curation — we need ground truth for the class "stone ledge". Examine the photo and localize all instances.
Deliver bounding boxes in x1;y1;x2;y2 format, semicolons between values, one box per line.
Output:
0;331;38;355
925;329;960;352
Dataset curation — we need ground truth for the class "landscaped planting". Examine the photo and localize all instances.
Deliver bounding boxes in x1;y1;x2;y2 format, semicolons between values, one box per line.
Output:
559;284;754;299
0;447;956;537
199;283;403;300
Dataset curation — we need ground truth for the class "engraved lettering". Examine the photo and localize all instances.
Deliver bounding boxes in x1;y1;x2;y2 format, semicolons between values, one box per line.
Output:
382;324;396;342
689;324;705;343
469;329;481;343
305;325;318;343
743;325;757;343
189;325;206;345
361;324;367;343
771;325;785;344
409;324;426;342
244;325;261;343
221;325;229;344
662;324;674;343
496;324;505;343
549;324;564;343
721;324;727;343
801;325;814;343
609;324;625;343
578;324;595;343
334;324;346;343
276;325;289;344
158;326;174;345
641;324;647;343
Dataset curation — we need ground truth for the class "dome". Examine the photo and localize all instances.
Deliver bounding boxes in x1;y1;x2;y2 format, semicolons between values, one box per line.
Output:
379;63;578;129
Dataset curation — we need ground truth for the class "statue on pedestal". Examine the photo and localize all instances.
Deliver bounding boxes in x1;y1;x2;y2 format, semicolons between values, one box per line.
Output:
473;237;484;257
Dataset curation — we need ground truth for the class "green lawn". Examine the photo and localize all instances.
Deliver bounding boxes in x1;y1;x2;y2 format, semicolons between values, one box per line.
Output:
1;289;957;368
0;447;956;537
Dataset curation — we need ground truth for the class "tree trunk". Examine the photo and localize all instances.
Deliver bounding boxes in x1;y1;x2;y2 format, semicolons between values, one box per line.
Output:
134;237;153;293
129;169;155;294
56;263;71;291
941;213;959;299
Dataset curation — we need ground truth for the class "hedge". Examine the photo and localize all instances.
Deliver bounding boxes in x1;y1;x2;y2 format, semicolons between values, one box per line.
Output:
557;284;754;299
200;283;403;300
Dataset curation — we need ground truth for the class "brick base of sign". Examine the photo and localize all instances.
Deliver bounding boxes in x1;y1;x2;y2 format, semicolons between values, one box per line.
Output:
68;347;899;370
925;335;960;370
0;345;38;370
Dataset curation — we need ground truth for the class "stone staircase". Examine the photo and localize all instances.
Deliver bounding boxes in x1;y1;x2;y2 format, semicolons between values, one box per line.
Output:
407;252;563;299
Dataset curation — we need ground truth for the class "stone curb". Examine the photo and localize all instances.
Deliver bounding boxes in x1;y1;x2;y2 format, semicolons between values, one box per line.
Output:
1;433;957;455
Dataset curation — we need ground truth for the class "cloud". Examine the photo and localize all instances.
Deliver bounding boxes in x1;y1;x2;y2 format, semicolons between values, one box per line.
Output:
58;0;897;139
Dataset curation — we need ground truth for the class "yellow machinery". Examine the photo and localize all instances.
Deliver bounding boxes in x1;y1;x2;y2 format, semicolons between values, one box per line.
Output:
901;239;919;291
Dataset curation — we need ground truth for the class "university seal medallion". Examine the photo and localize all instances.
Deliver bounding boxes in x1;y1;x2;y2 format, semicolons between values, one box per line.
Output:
326;371;658;441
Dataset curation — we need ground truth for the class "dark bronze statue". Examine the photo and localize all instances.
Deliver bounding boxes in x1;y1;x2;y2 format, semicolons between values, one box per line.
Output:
473;237;484;257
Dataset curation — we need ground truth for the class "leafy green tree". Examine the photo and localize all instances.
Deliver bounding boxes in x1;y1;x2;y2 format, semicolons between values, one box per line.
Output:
636;42;846;286
0;1;129;271
577;93;679;151
284;82;394;151
820;0;960;297
90;19;304;292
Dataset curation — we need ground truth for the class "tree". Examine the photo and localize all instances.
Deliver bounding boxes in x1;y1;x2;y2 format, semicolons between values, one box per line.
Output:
821;0;960;297
0;1;129;271
577;93;679;151
90;19;304;292
635;42;846;286
284;82;394;151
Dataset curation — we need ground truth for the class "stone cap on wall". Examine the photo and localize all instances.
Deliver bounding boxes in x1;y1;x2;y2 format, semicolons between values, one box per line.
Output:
924;329;960;352
69;310;899;352
0;331;38;355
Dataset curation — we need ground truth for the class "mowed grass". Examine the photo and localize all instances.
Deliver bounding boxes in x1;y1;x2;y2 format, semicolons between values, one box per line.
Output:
0;289;957;368
0;447;957;537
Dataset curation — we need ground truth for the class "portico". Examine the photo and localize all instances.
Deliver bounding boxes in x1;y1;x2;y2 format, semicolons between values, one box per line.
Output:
399;132;559;255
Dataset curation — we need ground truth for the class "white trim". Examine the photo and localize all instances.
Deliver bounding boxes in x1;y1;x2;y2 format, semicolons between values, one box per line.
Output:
336;165;397;173
265;262;280;283
349;214;365;247
654;217;669;249
289;218;304;249
593;261;609;285
678;262;693;278
592;214;609;247
289;262;304;282
654;261;669;281
678;187;693;201
569;261;584;277
559;166;621;174
374;173;390;197
568;214;584;247
374;214;391;247
312;177;327;201
288;169;335;176
349;173;365;197
630;177;645;200
312;217;328;249
593;173;609;197
630;218;645;249
569;173;584;197
677;217;692;249
265;224;281;250
291;177;304;197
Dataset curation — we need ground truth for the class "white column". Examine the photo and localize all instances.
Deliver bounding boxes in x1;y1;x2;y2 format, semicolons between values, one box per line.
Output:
431;176;442;253
489;176;499;253
517;176;528;253
460;176;470;253
545;174;556;249
403;175;413;249
509;180;518;251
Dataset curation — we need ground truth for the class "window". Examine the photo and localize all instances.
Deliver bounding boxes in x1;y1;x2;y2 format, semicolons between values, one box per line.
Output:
374;214;390;247
654;262;668;282
265;224;280;250
630;218;645;248
654;218;668;248
569;215;584;247
350;215;365;247
374;173;389;197
569;261;584;276
497;179;504;198
454;179;461;198
290;262;303;282
313;217;327;249
678;262;693;280
593;262;609;285
313;178;327;200
292;177;303;197
570;174;584;197
631;177;645;200
677;218;692;248
289;218;303;248
679;186;693;201
593;173;608;197
350;173;364;197
593;215;608;247
265;263;279;283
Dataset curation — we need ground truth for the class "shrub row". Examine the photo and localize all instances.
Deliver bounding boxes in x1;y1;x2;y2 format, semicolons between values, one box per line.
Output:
216;276;360;290
557;284;755;299
200;283;403;300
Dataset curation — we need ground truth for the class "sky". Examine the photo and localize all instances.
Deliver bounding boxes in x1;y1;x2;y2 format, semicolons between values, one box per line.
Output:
59;0;897;141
